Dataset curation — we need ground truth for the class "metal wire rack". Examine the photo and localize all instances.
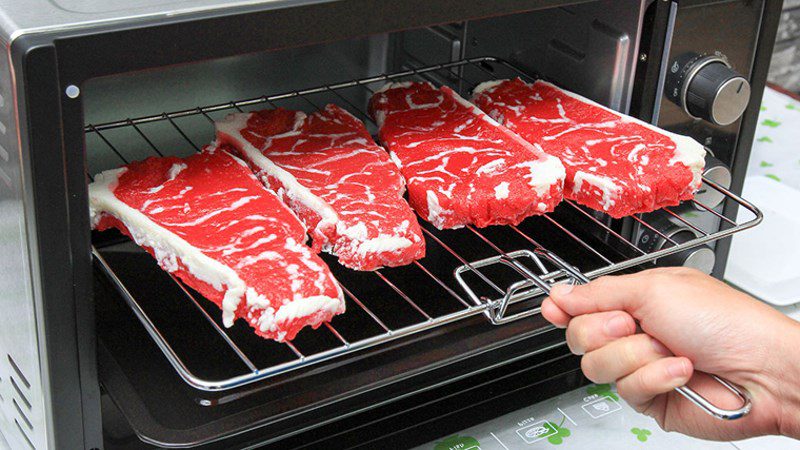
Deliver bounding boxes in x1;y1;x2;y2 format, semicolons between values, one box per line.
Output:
87;56;762;392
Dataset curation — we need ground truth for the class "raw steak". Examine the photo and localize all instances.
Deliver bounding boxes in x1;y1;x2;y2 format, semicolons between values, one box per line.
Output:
471;78;706;218
367;81;565;230
88;146;345;342
216;104;425;271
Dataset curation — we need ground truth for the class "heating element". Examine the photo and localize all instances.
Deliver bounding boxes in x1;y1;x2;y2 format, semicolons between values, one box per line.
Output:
86;57;762;393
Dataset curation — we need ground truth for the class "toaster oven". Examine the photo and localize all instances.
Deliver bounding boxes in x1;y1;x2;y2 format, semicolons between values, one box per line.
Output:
0;0;781;448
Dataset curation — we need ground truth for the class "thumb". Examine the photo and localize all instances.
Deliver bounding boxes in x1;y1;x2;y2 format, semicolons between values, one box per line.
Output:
549;274;651;319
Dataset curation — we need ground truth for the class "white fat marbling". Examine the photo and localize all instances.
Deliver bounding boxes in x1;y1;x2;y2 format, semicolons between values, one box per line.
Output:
494;182;510;200
216;113;340;226
573;171;620;211
426;190;447;229
446;89;566;194
167;162;187;180
472;79;506;96
217;108;418;270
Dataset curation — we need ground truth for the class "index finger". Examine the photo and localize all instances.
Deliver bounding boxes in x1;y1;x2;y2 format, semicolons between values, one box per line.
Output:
548;273;651;318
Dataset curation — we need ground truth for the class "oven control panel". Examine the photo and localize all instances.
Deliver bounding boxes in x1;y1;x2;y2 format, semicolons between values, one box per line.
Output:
632;153;731;275
635;214;717;274
647;0;763;277
655;0;762;167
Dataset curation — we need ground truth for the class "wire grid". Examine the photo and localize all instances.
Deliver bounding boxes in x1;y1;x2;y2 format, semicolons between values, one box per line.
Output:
87;56;762;391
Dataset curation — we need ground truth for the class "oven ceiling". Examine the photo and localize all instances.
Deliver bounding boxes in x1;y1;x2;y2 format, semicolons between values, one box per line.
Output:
0;0;596;44
0;0;333;42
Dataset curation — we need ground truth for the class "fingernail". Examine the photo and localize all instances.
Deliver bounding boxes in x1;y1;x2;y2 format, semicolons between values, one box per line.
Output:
604;314;631;337
667;359;690;378
651;338;672;356
550;283;574;297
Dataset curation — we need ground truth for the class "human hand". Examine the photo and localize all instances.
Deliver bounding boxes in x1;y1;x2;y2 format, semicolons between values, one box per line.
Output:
541;267;800;440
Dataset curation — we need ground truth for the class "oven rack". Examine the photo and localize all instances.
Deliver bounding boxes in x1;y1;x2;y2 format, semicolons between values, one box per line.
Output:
86;56;762;392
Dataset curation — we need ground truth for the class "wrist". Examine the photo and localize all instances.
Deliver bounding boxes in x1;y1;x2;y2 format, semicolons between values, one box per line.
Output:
776;320;800;438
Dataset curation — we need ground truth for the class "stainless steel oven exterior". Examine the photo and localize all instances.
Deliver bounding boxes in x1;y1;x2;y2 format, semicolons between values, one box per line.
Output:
0;1;782;449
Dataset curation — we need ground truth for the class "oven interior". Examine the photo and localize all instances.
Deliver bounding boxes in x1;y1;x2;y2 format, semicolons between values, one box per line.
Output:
81;1;760;447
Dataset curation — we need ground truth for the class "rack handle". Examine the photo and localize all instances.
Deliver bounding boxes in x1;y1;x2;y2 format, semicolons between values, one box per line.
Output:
514;252;753;421
675;376;751;420
539;254;752;420
454;248;591;325
455;249;753;420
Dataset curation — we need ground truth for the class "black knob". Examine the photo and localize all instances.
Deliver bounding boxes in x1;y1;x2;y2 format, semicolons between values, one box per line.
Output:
665;54;751;126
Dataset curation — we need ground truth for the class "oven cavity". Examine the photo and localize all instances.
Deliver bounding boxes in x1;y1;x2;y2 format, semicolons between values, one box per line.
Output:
87;55;760;394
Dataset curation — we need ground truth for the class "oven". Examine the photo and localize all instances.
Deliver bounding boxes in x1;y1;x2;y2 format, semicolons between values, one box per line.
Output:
0;0;781;448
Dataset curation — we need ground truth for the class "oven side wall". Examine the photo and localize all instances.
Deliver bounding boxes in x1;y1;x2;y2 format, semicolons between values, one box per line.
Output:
0;41;52;450
0;38;104;450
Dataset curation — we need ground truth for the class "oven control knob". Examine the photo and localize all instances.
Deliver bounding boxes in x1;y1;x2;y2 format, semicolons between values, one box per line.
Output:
656;230;716;274
694;154;731;210
666;53;751;126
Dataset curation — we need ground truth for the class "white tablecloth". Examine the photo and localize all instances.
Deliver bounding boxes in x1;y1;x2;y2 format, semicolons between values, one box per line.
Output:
726;87;800;306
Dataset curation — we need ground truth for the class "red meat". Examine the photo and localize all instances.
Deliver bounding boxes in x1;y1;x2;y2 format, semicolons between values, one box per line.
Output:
471;78;706;218
216;104;425;271
88;146;345;342
368;81;565;230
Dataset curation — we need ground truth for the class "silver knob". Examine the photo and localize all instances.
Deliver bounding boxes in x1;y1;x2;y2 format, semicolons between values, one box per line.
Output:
694;154;731;210
656;230;716;274
637;213;717;275
685;57;750;126
666;53;751;126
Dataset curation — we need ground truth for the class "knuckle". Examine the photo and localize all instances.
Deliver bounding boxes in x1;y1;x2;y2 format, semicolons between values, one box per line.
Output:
627;397;648;414
646;266;699;280
670;266;701;277
637;267;664;277
575;327;591;355
565;325;581;354
633;366;651;392
589;276;614;292
618;368;647;401
651;272;675;285
641;267;679;280
580;355;600;382
616;379;632;401
566;318;589;354
642;272;679;295
649;266;681;274
639;399;659;418
619;338;642;368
